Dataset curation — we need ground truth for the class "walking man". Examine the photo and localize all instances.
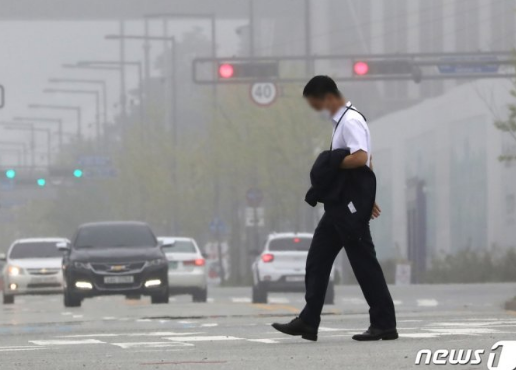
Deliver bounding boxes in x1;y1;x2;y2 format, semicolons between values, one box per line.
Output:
272;76;397;342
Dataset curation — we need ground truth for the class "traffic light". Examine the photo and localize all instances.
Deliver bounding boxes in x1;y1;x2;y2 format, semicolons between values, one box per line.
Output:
353;61;370;76
36;178;46;187
73;169;83;178
217;61;279;80
5;169;16;179
352;59;422;83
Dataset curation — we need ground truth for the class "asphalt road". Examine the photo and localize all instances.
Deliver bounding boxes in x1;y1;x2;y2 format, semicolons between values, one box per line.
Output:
1;283;516;370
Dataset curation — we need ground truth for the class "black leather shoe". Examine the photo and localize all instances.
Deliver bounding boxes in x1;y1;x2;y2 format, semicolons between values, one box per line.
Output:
352;327;399;341
272;317;318;341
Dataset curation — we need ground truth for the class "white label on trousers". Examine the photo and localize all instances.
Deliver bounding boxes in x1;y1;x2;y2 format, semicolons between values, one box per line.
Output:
348;201;357;214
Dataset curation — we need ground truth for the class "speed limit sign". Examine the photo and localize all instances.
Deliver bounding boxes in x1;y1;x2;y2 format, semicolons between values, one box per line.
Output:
250;82;278;107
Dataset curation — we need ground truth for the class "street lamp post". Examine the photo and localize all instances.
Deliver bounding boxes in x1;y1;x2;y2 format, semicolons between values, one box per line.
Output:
43;89;101;140
28;104;82;141
13;117;64;152
49;78;108;126
104;35;177;135
0;142;28;166
74;61;144;125
0;122;36;167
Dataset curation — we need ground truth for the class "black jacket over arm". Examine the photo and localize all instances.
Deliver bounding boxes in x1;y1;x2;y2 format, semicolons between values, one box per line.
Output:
305;149;377;236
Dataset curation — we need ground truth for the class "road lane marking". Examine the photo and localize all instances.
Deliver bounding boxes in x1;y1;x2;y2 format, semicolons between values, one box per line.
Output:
112;342;194;349
0;348;47;352
30;339;106;346
231;297;251;303
341;298;366;305
165;336;242;342
417;299;438;307
393;300;403;306
58;332;204;338
201;323;218;327
246;339;280;344
252;304;298;313
269;297;290;304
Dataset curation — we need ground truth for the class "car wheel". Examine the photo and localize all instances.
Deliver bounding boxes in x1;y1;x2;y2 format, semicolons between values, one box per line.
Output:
125;294;142;300
252;284;268;304
192;288;208;303
151;288;169;304
324;282;335;305
64;290;82;308
3;294;14;305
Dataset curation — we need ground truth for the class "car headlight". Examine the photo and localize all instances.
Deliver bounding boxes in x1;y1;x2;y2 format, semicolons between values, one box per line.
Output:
8;265;23;276
73;261;91;270
147;259;167;267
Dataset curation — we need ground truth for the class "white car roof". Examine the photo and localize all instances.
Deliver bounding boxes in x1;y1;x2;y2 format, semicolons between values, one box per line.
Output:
267;232;313;240
158;236;196;243
13;237;70;244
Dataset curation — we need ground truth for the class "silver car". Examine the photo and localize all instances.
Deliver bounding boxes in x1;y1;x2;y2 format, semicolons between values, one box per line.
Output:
158;237;208;302
1;238;69;304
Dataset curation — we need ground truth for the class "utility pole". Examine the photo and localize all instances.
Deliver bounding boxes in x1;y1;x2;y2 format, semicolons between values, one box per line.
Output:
249;0;255;57
119;20;127;122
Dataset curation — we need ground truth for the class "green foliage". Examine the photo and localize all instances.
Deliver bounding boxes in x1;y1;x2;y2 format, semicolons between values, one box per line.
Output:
425;248;516;283
495;60;516;162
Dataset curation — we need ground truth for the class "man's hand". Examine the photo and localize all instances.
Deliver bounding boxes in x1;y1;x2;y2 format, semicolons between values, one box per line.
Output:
371;202;381;220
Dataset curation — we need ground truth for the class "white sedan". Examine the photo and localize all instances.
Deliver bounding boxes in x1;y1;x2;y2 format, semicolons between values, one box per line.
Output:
251;232;335;304
158;237;208;302
1;238;69;304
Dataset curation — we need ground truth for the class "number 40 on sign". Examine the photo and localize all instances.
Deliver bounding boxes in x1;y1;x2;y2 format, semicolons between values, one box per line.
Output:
250;82;278;107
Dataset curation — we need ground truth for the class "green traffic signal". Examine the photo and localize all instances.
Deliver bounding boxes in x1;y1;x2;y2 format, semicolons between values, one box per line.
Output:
73;169;83;178
5;169;16;179
37;178;46;187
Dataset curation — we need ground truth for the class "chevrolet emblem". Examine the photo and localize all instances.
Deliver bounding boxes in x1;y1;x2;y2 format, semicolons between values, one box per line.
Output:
110;265;126;271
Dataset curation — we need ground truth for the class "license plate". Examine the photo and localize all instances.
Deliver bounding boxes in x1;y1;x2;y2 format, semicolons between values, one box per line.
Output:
168;261;178;270
104;275;134;284
33;276;58;284
286;276;304;282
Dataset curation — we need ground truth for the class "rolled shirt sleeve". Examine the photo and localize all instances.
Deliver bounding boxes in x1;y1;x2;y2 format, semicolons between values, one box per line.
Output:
341;118;369;154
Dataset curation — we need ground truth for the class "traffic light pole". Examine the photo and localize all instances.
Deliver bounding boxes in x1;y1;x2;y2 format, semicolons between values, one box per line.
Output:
193;50;516;84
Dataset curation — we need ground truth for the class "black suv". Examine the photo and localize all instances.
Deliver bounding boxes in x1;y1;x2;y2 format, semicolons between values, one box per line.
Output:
59;221;169;307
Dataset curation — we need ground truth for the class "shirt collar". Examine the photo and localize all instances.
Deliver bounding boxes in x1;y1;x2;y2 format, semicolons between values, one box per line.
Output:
332;101;352;123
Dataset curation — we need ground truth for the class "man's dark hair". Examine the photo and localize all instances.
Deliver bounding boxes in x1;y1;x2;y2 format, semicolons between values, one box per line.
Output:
303;75;341;99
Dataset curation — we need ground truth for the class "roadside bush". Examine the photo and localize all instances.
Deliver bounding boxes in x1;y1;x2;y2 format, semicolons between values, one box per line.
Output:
425;248;516;284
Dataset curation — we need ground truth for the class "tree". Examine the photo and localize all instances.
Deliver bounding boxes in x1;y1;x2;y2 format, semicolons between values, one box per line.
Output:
495;77;516;162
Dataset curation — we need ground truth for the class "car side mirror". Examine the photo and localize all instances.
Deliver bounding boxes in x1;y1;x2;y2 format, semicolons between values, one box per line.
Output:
0;253;6;261
56;242;70;252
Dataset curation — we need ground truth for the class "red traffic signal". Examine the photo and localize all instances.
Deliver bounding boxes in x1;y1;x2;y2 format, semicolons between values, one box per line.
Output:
353;61;370;76
218;63;235;79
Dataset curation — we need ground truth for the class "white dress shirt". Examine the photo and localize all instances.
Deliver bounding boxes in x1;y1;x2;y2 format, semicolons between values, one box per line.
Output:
331;101;372;167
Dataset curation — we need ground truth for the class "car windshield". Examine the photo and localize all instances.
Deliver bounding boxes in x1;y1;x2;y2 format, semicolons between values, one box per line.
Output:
268;237;311;252
74;225;156;248
9;242;63;259
162;240;197;253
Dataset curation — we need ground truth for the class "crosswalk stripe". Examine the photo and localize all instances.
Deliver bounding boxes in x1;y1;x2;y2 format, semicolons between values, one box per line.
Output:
112;342;193;349
165;336;242;342
417;299;439;307
30;339;105;346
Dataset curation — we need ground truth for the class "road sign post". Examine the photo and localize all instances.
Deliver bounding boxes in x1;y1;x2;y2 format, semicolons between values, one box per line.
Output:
209;218;227;285
249;82;278;107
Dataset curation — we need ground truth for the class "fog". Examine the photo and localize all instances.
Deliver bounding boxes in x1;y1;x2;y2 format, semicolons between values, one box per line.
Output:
1;0;516;285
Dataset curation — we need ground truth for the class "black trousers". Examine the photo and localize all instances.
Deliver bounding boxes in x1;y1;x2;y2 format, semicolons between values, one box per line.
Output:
299;212;397;330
